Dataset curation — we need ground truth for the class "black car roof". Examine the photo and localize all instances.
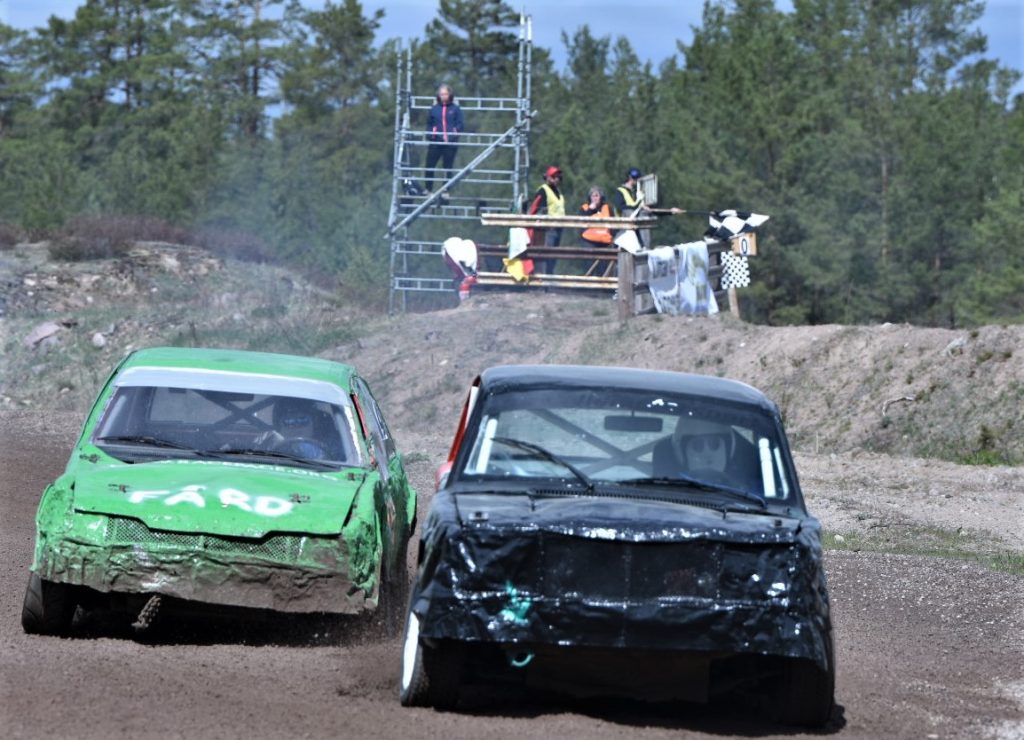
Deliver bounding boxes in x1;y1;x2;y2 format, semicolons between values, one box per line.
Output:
479;365;777;413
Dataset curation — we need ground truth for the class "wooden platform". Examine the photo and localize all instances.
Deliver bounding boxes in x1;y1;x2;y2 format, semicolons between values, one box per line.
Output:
473;272;616;290
475;244;617;261
475;244;619;281
479;213;658;230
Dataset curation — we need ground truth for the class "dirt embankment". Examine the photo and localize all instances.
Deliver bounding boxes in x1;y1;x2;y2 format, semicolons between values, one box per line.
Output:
313;291;1024;553
4;242;1023;464
3;243;1024;553
332;293;1024;465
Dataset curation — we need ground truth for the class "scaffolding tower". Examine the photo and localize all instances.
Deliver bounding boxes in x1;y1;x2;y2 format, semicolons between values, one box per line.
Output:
386;15;533;312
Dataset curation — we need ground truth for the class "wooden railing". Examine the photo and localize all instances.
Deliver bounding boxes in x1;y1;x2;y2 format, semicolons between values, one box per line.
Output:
474;244;620;290
472;212;733;318
473;212;648;291
478;212;659;231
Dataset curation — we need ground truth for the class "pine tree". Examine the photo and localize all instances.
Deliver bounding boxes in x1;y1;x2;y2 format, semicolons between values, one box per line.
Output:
417;0;520;98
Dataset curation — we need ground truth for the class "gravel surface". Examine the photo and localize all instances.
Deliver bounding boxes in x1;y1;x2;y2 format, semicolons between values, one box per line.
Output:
2;412;1022;738
797;451;1024;550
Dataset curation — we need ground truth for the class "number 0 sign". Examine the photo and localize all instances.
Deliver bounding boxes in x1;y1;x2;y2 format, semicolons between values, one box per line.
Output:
731;233;757;257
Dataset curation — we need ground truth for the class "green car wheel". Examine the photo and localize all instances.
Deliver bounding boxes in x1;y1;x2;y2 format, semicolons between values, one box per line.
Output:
381;537;411;638
22;573;77;635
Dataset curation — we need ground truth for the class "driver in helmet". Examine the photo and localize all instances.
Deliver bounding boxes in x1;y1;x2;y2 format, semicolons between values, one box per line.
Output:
258;397;326;460
671;417;735;483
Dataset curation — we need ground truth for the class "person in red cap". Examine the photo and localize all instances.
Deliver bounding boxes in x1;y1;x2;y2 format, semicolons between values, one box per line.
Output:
525;165;566;273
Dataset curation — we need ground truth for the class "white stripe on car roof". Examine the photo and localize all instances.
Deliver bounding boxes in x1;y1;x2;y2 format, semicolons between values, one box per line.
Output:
115;366;350;406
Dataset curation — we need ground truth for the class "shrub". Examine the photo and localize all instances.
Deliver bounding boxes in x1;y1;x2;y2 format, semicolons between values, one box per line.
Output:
48;235;132;261
189;225;274;263
48;215;189;261
70;214;188;243
0;222;23;249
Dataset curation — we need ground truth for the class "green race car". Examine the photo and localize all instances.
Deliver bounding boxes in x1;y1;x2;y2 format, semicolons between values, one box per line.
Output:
22;347;416;634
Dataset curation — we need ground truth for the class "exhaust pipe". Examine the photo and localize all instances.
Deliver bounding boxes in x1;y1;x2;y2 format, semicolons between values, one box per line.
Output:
132;594;162;633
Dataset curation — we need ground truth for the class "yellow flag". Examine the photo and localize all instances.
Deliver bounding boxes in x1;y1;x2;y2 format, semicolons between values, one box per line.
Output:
503;257;533;282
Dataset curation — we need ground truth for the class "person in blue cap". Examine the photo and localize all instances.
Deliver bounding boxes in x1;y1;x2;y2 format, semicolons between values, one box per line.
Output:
612;167;649;248
612;167;645;217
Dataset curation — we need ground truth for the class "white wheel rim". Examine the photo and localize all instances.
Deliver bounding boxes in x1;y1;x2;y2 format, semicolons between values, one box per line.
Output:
400;611;420;691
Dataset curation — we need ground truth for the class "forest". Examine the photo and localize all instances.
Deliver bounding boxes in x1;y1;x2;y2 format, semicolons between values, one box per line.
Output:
0;0;1021;326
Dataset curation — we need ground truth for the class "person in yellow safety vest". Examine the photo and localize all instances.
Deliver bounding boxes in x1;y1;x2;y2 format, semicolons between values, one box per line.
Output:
525;165;566;273
612;167;649;247
579;186;613;247
612;167;645;216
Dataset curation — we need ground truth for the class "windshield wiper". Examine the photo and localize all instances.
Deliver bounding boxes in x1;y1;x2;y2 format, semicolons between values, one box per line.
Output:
97;435;195;451
615;475;766;509
491;436;593;492
209;447;336;471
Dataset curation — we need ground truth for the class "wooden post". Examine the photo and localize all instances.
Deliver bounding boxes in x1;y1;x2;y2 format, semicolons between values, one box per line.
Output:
727;287;741;319
618;250;634;320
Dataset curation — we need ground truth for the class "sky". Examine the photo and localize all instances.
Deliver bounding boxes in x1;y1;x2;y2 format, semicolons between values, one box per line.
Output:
2;0;1022;96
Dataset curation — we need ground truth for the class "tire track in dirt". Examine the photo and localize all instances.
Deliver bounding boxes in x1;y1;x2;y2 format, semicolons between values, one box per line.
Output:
2;416;1022;739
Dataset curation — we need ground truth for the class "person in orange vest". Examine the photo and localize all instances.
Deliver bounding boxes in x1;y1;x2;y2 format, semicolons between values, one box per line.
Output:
525;165;566;273
579;186;613;247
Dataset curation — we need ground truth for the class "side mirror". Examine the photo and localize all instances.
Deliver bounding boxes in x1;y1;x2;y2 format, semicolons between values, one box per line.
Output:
368;432;386;468
435;461;453;491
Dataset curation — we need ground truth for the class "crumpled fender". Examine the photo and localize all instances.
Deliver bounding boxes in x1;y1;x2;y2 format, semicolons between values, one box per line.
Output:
411;489;832;671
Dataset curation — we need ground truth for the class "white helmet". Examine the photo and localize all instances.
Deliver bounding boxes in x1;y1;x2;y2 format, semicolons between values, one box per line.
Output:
672;417;735;471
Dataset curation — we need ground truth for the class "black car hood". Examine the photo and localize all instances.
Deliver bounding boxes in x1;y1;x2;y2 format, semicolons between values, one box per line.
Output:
411;487;831;671
453;489;804;544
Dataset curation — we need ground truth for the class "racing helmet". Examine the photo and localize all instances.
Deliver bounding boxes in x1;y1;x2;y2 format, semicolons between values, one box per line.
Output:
273;396;314;433
672;417;735;472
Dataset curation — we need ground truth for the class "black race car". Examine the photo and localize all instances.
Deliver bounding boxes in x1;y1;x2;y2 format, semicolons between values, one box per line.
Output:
399;365;834;726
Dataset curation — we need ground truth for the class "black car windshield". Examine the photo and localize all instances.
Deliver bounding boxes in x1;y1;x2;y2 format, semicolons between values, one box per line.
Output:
93;385;362;469
457;386;797;506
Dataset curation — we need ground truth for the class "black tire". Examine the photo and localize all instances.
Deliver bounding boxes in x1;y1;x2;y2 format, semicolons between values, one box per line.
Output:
398;610;463;709
21;572;77;635
775;645;835;727
380;537;410;639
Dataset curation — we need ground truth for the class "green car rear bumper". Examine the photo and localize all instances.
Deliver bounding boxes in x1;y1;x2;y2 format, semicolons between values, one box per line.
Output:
35;517;378;614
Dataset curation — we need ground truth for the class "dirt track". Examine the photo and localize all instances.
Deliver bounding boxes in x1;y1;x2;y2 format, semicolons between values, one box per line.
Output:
2;419;1023;739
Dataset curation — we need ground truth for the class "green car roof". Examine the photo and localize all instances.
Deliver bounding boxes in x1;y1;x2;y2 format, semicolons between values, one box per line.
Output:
121;347;357;390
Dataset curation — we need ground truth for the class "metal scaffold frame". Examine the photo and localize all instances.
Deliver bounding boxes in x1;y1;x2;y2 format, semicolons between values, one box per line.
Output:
386;14;533;312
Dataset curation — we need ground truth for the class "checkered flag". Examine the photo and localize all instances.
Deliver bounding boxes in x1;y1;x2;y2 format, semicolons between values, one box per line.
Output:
705;210;769;241
721;252;750;289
